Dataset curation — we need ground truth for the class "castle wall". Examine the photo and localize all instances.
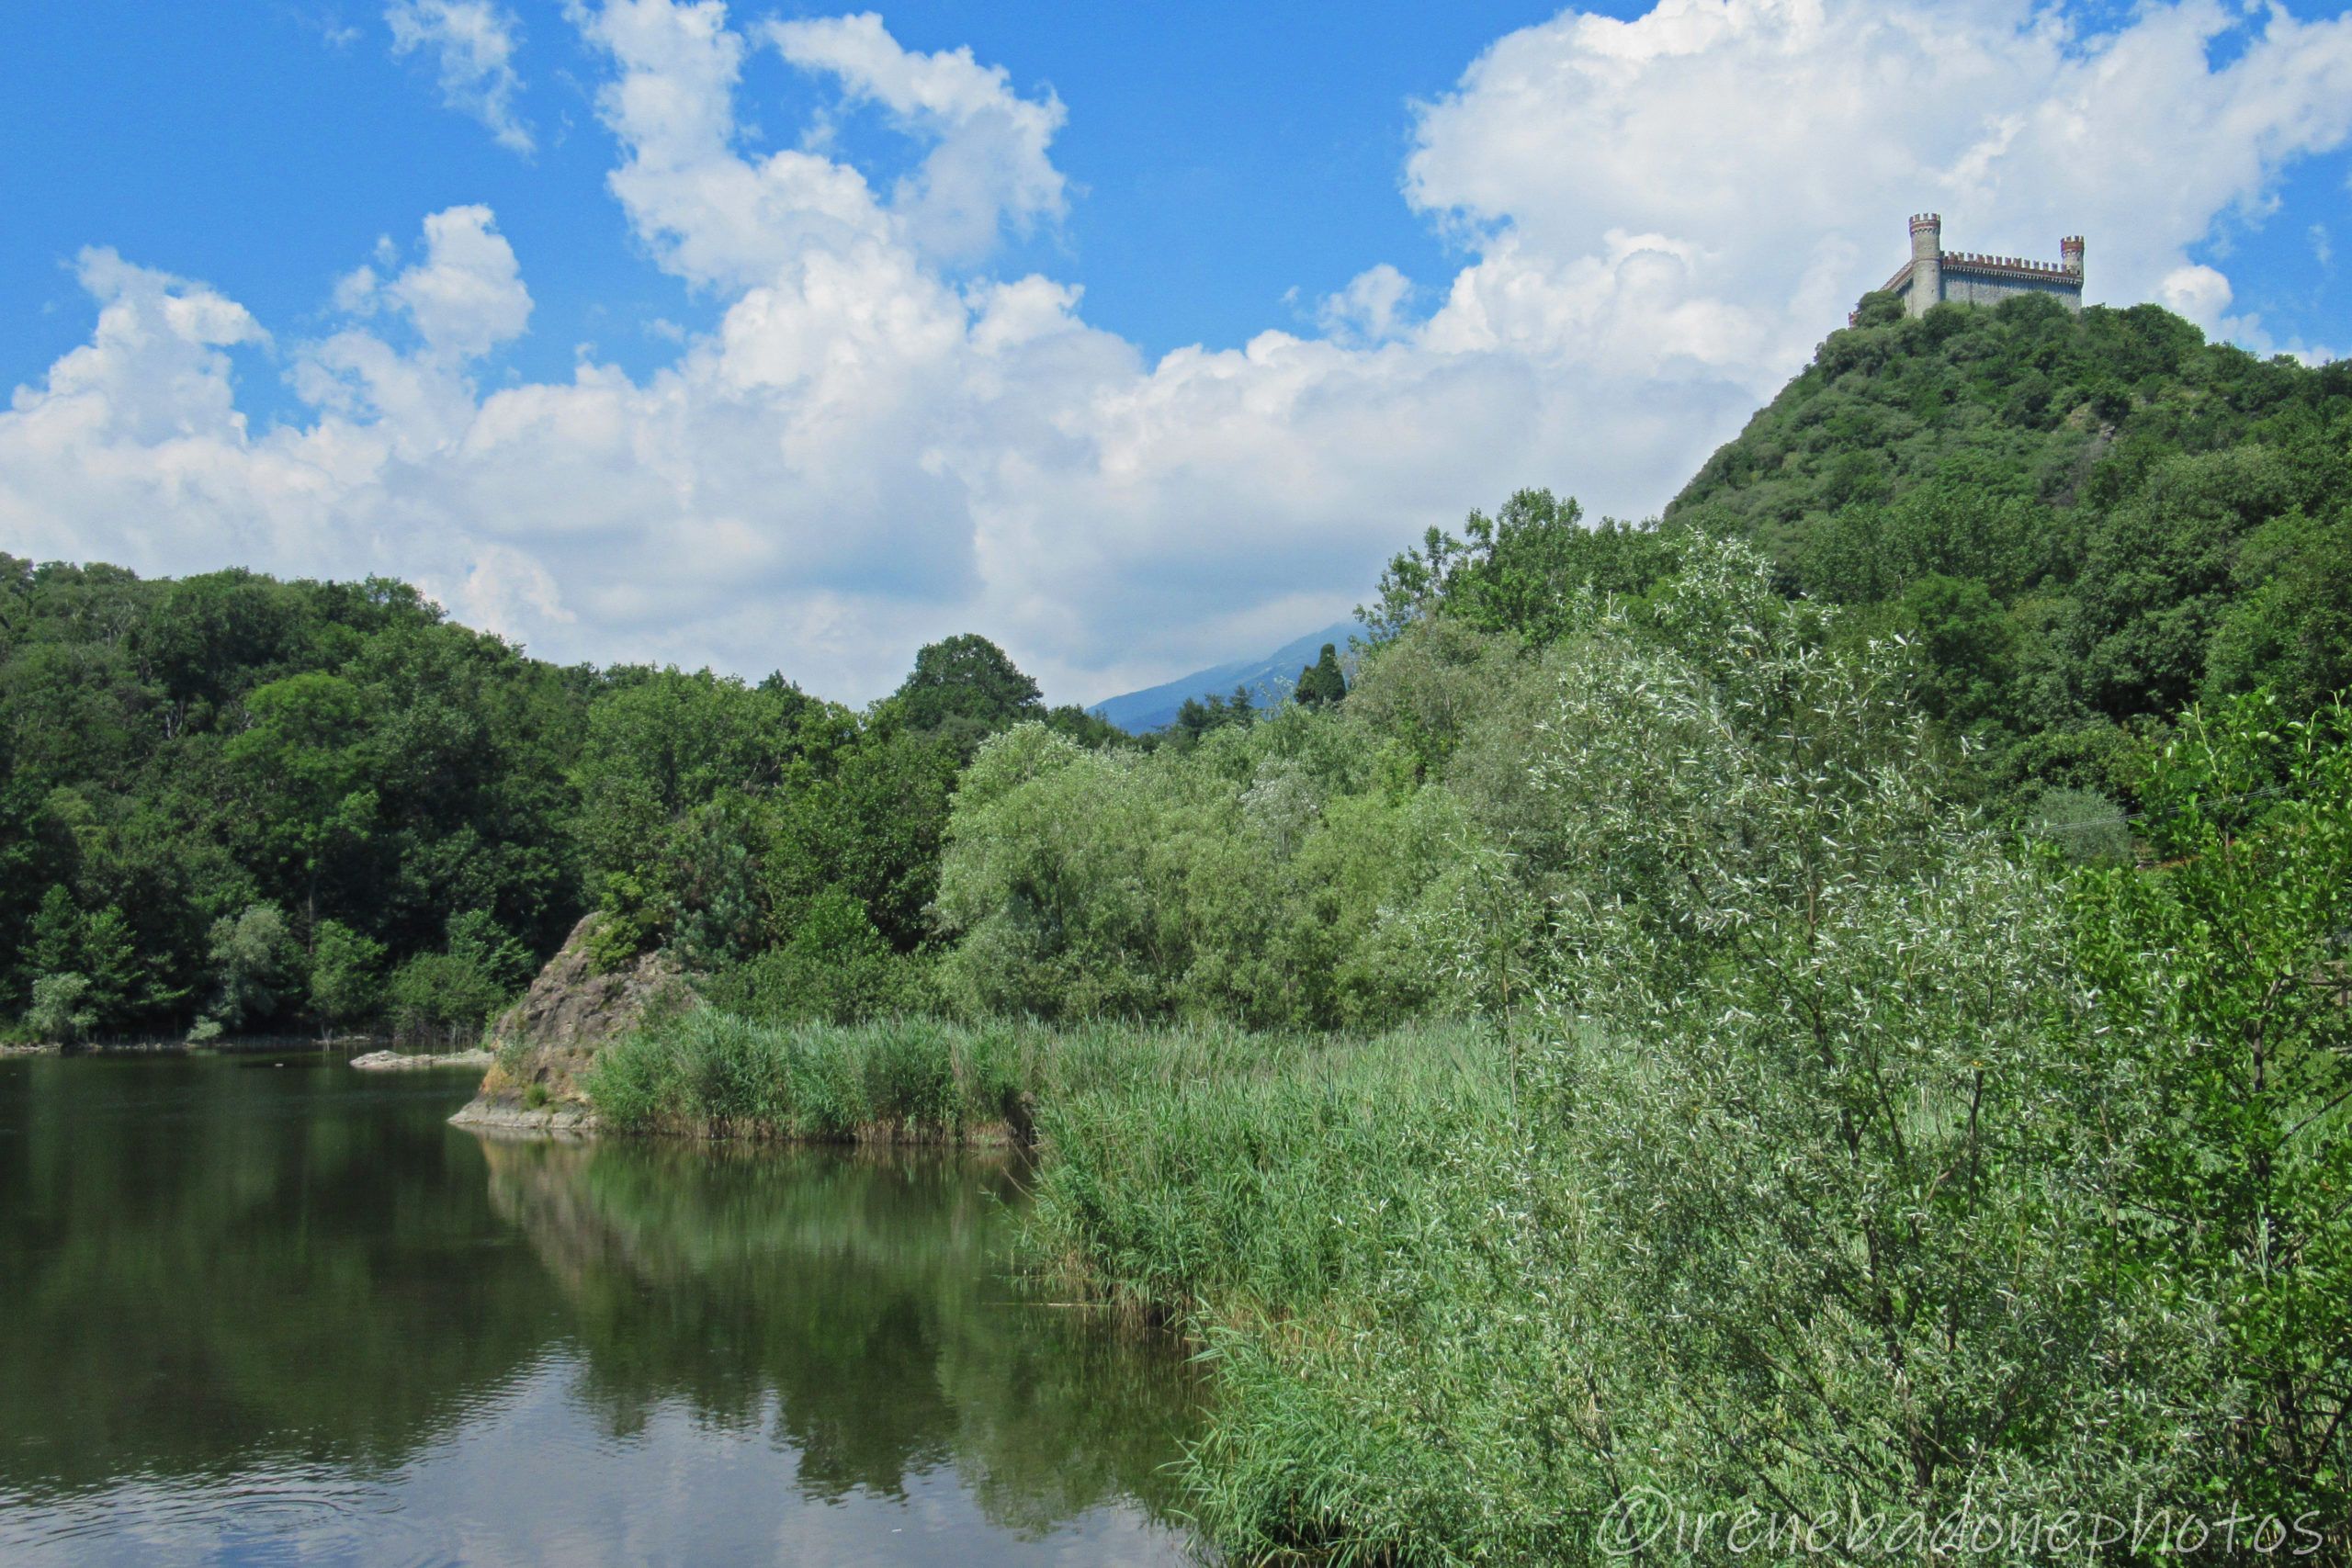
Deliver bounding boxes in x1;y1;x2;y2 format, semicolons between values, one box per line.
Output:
1941;271;2083;312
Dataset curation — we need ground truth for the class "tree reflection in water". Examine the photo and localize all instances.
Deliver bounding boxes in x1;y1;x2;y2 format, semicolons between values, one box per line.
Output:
480;1134;1202;1537
0;1057;1199;1563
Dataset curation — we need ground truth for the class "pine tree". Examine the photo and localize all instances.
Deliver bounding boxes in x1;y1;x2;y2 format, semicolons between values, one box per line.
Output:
1295;643;1346;708
77;908;140;1034
28;885;79;977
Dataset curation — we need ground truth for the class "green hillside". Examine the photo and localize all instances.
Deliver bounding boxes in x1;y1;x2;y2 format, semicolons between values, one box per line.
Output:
1667;291;2352;793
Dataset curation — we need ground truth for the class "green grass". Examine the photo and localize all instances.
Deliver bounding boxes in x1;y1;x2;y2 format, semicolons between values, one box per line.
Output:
1020;1023;1507;1318
583;1010;1448;1146
1013;1019;1544;1562
588;1012;1020;1142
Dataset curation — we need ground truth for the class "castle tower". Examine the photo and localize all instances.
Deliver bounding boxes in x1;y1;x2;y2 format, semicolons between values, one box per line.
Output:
2061;234;2085;282
1907;214;1943;318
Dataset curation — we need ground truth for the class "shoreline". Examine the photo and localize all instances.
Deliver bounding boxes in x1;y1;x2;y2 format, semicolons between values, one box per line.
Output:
353;1048;495;1073
447;1091;1023;1148
4;1035;396;1059
448;1095;599;1136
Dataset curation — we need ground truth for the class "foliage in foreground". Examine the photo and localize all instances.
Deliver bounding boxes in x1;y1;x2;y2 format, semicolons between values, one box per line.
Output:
1019;545;2352;1562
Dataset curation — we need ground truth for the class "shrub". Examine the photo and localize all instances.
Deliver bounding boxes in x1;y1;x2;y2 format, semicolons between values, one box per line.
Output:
2025;783;2134;864
26;973;94;1045
388;910;533;1046
307;919;386;1034
1026;542;2247;1560
198;902;297;1034
2065;695;2352;1531
934;714;1468;1029
703;887;929;1024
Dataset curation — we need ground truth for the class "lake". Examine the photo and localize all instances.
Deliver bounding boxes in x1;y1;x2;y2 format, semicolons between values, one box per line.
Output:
0;1054;1201;1566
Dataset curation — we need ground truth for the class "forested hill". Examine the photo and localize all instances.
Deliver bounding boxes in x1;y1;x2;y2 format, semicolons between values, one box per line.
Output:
0;563;1111;1044
1663;290;2351;791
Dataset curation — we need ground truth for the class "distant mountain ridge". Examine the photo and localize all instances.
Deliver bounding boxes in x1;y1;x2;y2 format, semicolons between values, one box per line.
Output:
1091;621;1360;734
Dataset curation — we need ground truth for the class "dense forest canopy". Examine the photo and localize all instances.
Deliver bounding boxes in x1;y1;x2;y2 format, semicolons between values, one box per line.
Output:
0;558;1107;1041
6;291;2347;1045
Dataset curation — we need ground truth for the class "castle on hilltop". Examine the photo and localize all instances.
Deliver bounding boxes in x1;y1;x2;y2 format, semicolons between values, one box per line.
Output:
1872;214;2083;319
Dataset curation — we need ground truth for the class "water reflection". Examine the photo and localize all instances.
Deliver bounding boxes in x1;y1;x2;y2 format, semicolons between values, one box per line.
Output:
479;1135;1200;1536
0;1055;558;1499
0;1056;1200;1565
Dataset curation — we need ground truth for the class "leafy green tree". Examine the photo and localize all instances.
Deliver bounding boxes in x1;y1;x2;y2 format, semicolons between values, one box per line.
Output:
28;885;80;977
573;667;837;963
1363;490;1674;645
890;634;1043;744
937;713;1460;1029
388;910;532;1045
308;919;387;1035
666;801;764;969
76;907;141;1034
2066;694;2352;1522
709;886;922;1024
445;909;533;995
2205;507;2352;712
199;902;298;1035
1182;541;2171;1552
26;973;94;1044
1040;702;1130;748
1894;571;2015;730
225;672;377;928
763;728;959;954
0;559;585;1035
2022;784;2133;865
2072;446;2289;720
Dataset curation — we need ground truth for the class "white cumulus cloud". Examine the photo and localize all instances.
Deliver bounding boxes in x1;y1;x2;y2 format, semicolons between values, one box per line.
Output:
387;0;535;153
767;12;1069;261
7;0;2352;704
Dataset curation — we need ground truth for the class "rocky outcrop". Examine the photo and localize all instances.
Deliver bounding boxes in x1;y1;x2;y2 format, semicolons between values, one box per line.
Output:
353;1047;495;1071
448;913;689;1132
447;1098;600;1135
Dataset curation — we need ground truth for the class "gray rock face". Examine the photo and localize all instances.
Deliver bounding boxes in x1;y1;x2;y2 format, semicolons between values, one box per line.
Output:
449;913;690;1130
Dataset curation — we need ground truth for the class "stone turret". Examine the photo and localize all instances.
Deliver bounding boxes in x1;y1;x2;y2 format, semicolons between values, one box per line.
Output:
1907;214;1943;320
2061;234;2085;279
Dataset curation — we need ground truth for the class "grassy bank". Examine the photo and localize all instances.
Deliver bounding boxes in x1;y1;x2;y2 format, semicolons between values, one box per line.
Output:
1020;1024;1506;1322
1021;1021;1555;1560
583;1010;1493;1151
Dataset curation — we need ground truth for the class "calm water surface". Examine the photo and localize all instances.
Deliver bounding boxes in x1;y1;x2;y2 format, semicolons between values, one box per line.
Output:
0;1054;1201;1565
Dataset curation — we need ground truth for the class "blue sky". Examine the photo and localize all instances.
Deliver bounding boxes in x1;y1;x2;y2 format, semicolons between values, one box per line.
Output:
4;0;2349;704
9;3;1586;383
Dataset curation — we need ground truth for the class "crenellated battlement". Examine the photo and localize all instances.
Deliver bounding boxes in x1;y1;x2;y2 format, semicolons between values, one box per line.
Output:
1944;252;2074;277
